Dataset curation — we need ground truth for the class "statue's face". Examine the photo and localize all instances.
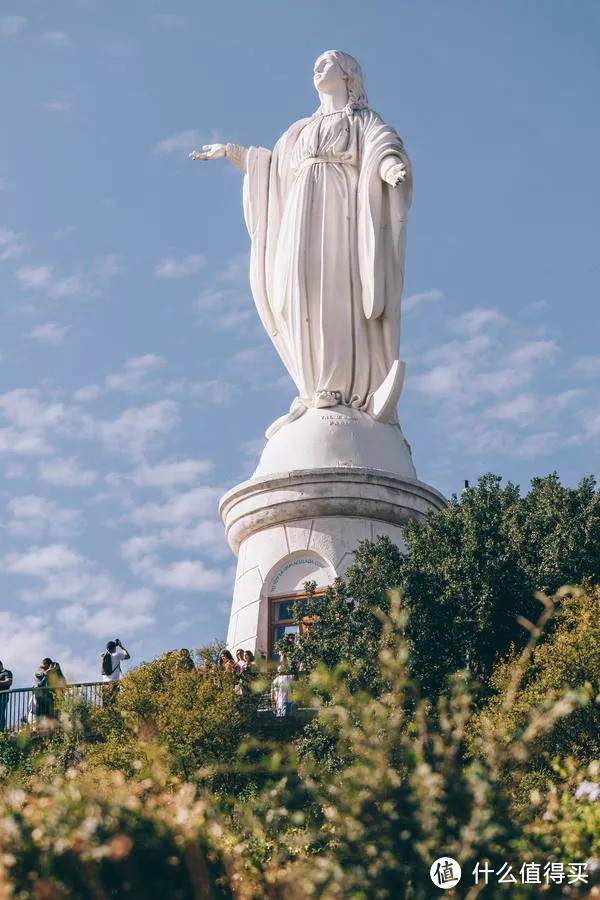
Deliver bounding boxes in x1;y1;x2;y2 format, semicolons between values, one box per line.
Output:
313;55;346;96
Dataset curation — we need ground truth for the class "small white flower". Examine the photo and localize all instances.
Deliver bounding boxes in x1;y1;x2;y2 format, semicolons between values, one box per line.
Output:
575;781;600;801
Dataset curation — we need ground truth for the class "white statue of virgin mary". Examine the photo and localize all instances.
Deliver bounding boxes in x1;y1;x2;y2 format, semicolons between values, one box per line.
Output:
192;50;412;438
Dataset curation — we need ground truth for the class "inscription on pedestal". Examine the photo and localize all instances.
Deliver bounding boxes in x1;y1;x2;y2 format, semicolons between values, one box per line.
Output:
320;413;359;427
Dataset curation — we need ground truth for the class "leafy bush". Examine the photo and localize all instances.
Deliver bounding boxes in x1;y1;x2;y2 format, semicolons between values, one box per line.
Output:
0;767;242;900
250;594;599;898
471;586;600;774
1;593;600;898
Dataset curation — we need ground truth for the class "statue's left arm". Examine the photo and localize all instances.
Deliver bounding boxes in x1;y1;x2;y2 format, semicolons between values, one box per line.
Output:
357;114;412;321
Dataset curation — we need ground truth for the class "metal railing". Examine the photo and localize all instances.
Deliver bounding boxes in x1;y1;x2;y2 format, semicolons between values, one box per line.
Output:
0;682;105;734
0;684;311;733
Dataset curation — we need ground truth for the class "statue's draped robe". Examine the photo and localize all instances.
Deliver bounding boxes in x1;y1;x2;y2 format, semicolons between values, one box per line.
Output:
243;108;412;423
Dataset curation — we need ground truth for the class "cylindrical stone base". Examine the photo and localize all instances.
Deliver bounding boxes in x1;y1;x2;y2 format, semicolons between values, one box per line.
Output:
219;468;445;658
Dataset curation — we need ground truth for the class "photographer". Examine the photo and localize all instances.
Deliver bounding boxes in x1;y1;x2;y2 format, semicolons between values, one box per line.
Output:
100;639;130;684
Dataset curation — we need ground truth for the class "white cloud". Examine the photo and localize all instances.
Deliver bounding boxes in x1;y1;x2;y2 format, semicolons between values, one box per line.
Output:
572;356;600;378
15;253;122;304
194;253;256;332
404;301;595;461
91;400;180;457
40;30;71;47
0;611;67;687
72;356;165;403
153;130;204;155
403;288;444;313
73;384;101;403
452;307;507;336
130;485;221;526
0;427;52;456
122;519;227;561
104;354;165;393
188;380;238;404
3;543;84;577
0;388;66;430
131;458;214;489
135;557;232;593
57;589;155;637
27;322;70;345
5;462;26;479
581;406;600;439
16;264;90;300
93;253;126;277
0;225;27;261
486;393;537;424
0;16;26;37
512;431;560;459
122;537;232;593
155;254;205;279
37;456;97;487
232;345;269;368
506;340;557;368
16;265;53;290
5;542;157;643
8;495;81;539
43;98;72;113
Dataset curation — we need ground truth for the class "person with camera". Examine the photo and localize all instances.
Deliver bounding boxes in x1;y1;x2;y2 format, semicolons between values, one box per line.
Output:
100;638;130;683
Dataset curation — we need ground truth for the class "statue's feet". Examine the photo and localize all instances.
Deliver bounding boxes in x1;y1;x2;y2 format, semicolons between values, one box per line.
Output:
314;390;341;409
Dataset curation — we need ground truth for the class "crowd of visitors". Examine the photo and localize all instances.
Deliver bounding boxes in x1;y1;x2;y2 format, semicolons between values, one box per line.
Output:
0;637;297;731
218;648;295;716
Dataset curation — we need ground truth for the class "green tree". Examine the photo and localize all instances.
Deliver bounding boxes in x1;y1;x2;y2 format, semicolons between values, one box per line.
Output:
284;473;600;701
282;536;404;695
403;473;600;696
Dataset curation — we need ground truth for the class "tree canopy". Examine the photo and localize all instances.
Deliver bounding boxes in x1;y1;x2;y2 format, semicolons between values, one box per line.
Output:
284;473;600;699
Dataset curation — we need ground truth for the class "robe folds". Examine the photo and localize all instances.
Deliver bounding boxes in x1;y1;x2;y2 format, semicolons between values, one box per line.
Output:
243;108;411;423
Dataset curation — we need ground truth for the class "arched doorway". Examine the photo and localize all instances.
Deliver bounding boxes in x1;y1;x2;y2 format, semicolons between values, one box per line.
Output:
266;553;334;659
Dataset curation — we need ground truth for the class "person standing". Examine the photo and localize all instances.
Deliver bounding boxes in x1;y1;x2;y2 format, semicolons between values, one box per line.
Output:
33;658;53;719
0;661;13;731
271;666;294;717
101;639;130;683
219;650;236;673
234;649;247;696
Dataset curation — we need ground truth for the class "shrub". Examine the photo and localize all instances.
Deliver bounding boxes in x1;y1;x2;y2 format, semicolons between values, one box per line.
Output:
471;586;600;775
0;767;244;900
256;594;598;898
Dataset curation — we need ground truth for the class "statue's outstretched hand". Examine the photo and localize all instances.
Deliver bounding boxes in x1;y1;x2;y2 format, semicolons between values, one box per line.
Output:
189;143;227;161
384;161;407;187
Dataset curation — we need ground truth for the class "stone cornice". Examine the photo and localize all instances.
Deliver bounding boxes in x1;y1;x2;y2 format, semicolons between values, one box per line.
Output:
219;468;446;554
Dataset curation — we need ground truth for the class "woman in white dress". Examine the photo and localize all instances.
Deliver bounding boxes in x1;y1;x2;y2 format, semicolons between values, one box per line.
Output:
191;50;412;431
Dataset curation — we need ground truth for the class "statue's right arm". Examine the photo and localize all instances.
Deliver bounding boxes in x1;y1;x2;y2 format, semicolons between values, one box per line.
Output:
189;142;249;174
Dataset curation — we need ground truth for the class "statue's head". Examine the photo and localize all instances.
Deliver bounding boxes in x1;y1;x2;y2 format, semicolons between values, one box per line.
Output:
313;50;368;114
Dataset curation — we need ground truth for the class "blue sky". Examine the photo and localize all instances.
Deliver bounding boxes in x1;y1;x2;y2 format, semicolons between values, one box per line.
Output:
0;0;599;686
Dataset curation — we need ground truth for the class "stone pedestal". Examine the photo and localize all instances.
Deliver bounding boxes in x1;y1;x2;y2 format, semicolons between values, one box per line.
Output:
219;408;445;658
